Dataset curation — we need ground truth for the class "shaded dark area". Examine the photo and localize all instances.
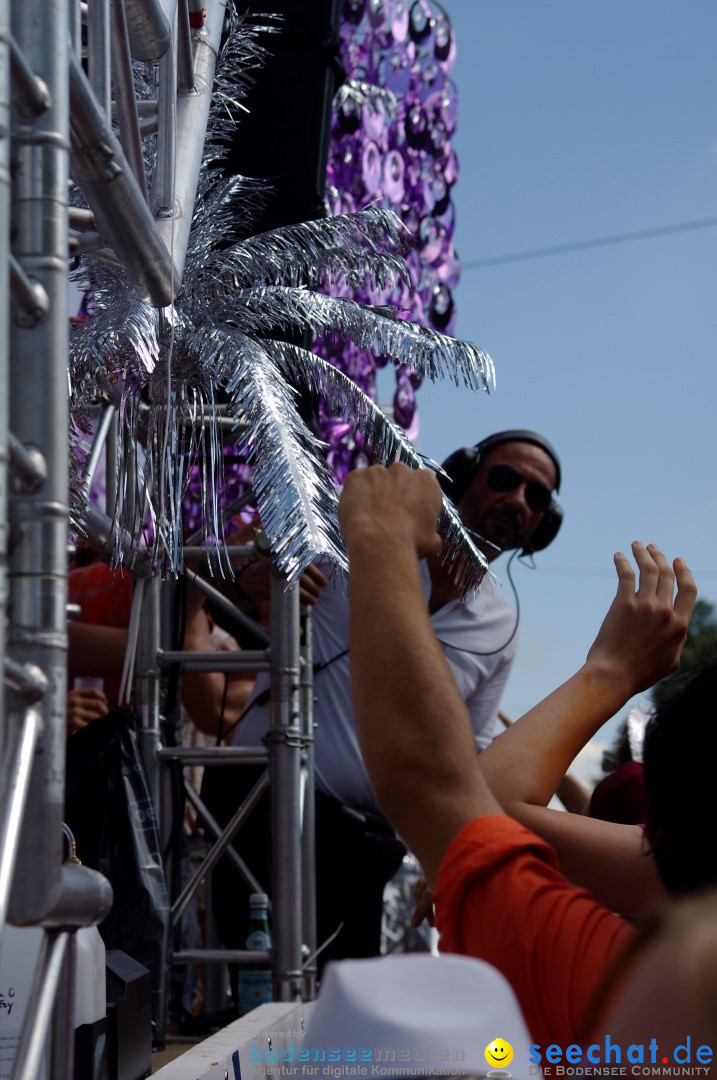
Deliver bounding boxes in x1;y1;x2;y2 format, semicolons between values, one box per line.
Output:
225;0;344;229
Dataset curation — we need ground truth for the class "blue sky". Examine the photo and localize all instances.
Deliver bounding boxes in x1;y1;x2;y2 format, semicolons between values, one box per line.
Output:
411;1;717;782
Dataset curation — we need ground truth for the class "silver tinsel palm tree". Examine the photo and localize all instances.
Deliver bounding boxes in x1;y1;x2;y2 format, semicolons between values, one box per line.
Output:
68;13;495;593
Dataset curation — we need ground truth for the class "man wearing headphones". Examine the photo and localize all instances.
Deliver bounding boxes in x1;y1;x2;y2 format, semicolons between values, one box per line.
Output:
211;429;563;977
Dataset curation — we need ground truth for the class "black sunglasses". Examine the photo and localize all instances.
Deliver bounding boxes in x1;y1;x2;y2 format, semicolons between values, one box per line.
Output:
483;464;553;514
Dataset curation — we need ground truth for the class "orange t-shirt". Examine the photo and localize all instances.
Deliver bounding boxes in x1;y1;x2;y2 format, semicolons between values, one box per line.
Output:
434;815;636;1049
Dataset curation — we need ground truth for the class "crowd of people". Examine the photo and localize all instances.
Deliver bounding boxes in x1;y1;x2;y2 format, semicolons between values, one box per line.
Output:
65;426;717;1066
333;459;713;1059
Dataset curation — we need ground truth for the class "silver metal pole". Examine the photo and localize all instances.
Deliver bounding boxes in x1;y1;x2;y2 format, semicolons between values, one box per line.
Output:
69;0;81;58
8;0;70;924
78;502;152;576
87;0;112;119
186;571;271;646
0;0;9;751
268;570;303;1004
176;0;194;91
172;768;270;925
300;608;317;1000
11;931;69;1080
135;572;162;819
68;52;177;307
151;0;224;287
154;17;177;218
8;34;50;120
157;647;270;672
8;252;50;322
8;866;111;1078
158;746;268;765
124;0;171;61
182;780;266;895
109;0;148;198
49;933;76;1080
81;402;116;499
0;706;41;945
105;409;118;516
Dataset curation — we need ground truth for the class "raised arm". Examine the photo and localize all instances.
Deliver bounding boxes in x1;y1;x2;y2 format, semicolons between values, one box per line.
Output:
339;463;501;885
478;542;696;914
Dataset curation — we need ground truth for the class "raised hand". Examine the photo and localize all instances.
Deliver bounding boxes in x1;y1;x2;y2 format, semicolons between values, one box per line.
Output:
66;687;109;735
586;541;696;699
234;557;327;607
339;463;443;559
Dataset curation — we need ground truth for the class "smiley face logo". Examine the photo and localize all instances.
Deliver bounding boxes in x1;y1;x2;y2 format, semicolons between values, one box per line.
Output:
485;1039;514;1070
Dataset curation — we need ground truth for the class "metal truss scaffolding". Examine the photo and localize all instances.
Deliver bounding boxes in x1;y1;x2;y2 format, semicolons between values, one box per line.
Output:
1;1;319;1073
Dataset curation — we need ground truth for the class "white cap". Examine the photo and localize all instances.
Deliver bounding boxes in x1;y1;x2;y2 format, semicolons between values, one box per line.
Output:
301;954;538;1080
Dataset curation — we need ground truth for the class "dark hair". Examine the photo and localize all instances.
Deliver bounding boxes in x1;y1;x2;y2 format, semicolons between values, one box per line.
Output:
643;658;717;895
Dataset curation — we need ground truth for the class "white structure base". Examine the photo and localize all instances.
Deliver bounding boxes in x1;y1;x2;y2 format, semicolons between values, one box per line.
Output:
153;1001;315;1080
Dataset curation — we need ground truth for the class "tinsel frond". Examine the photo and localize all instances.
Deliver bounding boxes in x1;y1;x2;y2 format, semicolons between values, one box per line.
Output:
69;290;159;393
202;14;280;164
203;243;413;301
436;499;489;596
266;340;421;465
185;174;273;288
266;340;488;594
219;286;495;393
187;323;347;583
189;208;412;300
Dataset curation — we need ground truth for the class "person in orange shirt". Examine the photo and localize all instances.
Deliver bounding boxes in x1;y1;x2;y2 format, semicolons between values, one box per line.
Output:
337;463;695;1049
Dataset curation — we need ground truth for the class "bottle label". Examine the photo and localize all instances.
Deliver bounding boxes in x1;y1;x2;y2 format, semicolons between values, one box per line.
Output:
237;970;273;1014
246;931;271;950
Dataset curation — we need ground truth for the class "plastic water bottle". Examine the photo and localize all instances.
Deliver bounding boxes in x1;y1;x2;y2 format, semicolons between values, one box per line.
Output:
236;893;273;1016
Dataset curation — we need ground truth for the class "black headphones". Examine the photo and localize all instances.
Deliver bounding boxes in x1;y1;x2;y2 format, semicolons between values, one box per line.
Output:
438;429;563;555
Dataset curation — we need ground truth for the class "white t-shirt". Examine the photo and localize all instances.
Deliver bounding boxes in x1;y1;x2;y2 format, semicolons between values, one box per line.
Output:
233;561;518;811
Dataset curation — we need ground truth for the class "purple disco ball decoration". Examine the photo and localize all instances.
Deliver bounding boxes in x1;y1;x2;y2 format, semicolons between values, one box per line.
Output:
317;0;462;482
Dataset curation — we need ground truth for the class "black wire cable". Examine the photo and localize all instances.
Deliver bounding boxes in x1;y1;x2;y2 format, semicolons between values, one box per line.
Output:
218;646;351;744
220;549;533;741
462;216;717;271
435;546;533;657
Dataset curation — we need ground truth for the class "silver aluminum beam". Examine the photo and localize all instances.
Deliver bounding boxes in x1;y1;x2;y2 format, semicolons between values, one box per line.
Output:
268;570;304;1003
11;931;70;1080
86;0;111;118
68;52;178;307
109;0;148;197
9;253;50;325
0;0;9;750
151;0;224;286
176;0;194;91
77;502;153;576
186;570;272;646
182;779;266;895
157;648;270;672
8;0;71;923
80;403;115;499
125;0;172;61
135;573;162;817
158;746;269;765
154;26;176;216
8;33;50;120
300;608;317;1000
0;706;40;951
172;768;270;926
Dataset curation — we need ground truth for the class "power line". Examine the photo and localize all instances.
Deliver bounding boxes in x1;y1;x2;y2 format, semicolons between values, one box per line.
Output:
462;216;717;270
